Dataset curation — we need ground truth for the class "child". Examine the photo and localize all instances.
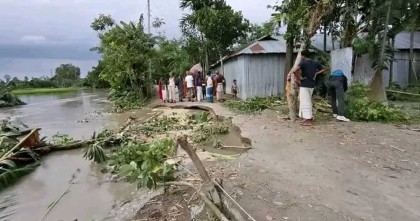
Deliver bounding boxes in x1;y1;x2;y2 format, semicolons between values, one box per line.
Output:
231;79;238;98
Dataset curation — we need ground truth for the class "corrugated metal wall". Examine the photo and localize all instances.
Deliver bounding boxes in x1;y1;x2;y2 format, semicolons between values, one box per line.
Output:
389;50;420;86
215;54;286;99
242;54;285;99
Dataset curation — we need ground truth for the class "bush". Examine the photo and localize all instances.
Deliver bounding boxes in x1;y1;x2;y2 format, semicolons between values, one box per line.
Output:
224;97;283;114
387;83;420;102
346;84;408;122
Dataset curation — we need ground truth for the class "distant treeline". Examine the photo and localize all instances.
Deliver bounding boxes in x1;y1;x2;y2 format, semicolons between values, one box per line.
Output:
1;63;110;89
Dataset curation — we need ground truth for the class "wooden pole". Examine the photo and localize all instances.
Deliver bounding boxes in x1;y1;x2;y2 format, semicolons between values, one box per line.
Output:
0;128;39;161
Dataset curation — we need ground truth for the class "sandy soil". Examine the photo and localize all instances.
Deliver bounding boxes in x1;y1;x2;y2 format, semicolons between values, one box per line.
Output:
154;101;420;221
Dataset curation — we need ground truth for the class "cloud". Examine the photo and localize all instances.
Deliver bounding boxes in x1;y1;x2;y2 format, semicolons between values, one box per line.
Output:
0;0;277;77
20;35;47;44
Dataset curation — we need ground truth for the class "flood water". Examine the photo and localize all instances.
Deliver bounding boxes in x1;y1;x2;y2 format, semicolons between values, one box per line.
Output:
0;90;142;221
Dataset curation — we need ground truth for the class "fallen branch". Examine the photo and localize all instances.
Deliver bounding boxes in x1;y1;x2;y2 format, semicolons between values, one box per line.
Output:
386;89;420;97
1;128;39;160
159;181;229;221
176;134;222;208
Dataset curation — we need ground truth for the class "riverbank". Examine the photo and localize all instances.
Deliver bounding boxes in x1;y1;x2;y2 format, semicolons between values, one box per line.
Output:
11;87;81;95
145;100;420;221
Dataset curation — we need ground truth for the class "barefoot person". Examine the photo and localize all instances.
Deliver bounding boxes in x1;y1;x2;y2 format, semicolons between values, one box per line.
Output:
290;50;326;126
231;79;238;98
327;70;350;122
195;72;203;102
185;71;194;102
168;72;176;103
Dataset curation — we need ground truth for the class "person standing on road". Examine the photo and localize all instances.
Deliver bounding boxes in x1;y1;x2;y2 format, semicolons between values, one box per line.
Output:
195;72;203;102
290;50;326;126
177;74;184;102
168;72;176;103
185;71;194;102
215;72;224;101
327;70;350;122
206;73;214;103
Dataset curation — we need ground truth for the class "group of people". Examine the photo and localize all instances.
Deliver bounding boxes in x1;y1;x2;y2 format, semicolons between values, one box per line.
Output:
289;50;350;126
158;71;238;103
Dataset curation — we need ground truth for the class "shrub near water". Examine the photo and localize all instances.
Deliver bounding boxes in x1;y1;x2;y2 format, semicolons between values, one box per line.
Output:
346;84;408;122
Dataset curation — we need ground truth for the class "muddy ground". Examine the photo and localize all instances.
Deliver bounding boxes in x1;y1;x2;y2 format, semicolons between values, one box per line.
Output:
140;100;420;221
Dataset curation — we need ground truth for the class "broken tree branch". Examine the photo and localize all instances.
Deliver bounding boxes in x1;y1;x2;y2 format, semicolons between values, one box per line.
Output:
159;181;229;221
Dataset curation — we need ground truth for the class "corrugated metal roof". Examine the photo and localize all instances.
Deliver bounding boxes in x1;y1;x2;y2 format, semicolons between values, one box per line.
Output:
394;32;420;49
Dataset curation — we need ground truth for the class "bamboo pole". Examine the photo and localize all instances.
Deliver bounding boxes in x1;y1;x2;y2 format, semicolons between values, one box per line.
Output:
0;128;39;161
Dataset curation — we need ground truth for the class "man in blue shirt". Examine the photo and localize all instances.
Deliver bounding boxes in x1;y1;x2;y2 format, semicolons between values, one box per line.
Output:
291;50;326;126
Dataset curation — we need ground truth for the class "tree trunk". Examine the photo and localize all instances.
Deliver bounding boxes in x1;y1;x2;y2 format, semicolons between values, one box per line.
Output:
389;37;395;86
370;0;391;102
284;40;294;92
286;42;305;121
220;53;224;74
408;29;415;84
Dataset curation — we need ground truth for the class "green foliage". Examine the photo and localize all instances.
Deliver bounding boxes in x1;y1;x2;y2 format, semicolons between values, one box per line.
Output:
111;139;176;189
83;143;108;163
346;84;408;122
134;115;192;136
51;133;74;145
191;122;229;143
224;97;283;114
0;82;26;108
92;15;155;102
0;162;40;190
387;84;420;102
11;88;79;95
153;38;192;80
53;64;81;88
180;0;249;69
84;61;110;88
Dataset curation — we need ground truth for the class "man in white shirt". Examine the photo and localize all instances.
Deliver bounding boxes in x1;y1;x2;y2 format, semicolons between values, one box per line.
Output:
185;71;194;101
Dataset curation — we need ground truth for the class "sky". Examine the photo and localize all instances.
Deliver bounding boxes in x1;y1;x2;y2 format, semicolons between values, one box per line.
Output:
0;0;277;80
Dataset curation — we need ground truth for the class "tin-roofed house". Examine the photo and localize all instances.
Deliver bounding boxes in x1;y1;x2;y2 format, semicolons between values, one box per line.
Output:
211;35;338;99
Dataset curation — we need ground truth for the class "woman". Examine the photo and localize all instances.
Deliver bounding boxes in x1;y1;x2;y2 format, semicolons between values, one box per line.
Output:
158;78;163;100
168;73;176;103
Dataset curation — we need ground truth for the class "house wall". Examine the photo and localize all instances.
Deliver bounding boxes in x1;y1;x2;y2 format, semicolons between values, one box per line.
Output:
388;50;420;86
214;54;286;99
332;48;419;87
242;54;285;99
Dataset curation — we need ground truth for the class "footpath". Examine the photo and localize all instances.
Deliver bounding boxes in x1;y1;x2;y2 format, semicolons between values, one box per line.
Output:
163;101;420;221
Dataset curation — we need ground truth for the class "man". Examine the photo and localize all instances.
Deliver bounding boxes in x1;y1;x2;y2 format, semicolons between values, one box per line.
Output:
185;71;194;102
290;50;326;126
195;72;203;102
177;74;184;102
327;70;350;122
215;72;224;101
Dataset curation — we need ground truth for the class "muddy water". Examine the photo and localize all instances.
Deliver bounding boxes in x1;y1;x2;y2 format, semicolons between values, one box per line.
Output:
0;90;150;221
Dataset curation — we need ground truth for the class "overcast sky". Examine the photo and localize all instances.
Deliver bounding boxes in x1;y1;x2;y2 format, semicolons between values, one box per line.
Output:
0;0;277;79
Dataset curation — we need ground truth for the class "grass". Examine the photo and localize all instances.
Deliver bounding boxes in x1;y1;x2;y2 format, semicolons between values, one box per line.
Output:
11;87;80;95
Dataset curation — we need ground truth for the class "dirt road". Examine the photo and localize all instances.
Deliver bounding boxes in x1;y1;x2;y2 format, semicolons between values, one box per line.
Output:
165;102;420;221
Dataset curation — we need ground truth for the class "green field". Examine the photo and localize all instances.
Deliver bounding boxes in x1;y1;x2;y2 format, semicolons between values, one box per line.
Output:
11;88;81;95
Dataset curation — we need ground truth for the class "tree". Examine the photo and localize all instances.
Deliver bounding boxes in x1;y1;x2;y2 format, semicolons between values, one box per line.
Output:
4;75;11;83
85;61;110;88
92;14;155;99
180;0;249;73
53;64;81;87
236;20;277;49
273;0;336;121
